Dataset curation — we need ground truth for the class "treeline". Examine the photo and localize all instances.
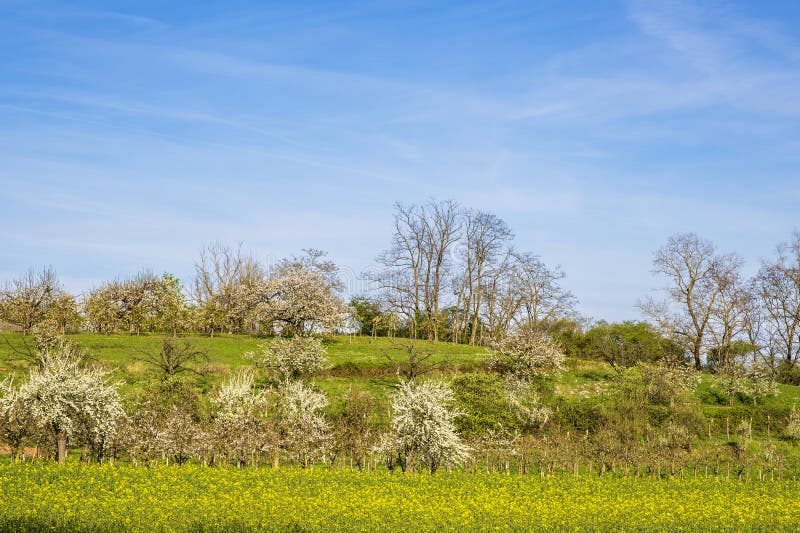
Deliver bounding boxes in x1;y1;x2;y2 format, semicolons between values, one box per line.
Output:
0;247;347;338
0;200;577;347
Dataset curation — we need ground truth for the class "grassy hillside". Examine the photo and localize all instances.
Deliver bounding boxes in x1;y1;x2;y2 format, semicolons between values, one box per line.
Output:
0;332;489;400
3;331;799;415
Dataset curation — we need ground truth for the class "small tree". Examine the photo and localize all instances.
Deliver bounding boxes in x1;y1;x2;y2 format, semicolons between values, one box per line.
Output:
382;341;447;382
382;380;469;473
275;380;330;467
742;357;779;406
18;342;125;462
122;379;206;465
140;338;210;380
636;361;700;408
786;406;800;439
210;369;271;466
334;388;378;471
156;405;207;465
0;378;37;460
31;319;66;352
489;329;565;382
246;337;328;381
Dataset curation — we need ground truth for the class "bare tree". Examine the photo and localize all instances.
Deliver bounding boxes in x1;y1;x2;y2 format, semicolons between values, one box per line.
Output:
641;233;742;370
708;268;751;374
751;232;800;370
478;251;575;342
381;340;448;382
139;338;210;380
452;210;513;345
420;199;462;341
512;252;577;332
370;200;461;341
481;249;524;342
192;242;263;335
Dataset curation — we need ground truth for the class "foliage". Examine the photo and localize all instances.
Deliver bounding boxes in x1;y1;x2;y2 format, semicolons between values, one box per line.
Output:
333;388;379;471
621;361;700;408
451;374;519;437
349;296;383;336
584;321;680;370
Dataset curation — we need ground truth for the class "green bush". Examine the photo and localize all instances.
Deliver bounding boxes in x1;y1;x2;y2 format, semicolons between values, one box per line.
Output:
451;373;519;437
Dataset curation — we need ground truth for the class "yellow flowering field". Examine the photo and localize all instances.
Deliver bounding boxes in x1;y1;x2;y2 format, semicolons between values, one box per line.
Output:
0;463;798;532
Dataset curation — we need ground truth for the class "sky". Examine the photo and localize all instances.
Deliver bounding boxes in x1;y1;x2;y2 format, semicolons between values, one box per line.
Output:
1;0;800;322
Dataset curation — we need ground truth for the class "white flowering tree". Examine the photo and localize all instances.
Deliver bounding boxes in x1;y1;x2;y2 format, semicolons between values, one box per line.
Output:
211;369;271;466
246;337;329;381
381;380;470;473
787;406;800;440
0;378;37;460
263;260;348;336
156;405;208;465
121;401;207;466
711;356;777;407
17;343;125;462
275;380;330;467
489;329;565;382
503;377;552;430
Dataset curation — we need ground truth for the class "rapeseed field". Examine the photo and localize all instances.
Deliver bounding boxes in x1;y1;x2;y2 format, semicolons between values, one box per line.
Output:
0;463;797;532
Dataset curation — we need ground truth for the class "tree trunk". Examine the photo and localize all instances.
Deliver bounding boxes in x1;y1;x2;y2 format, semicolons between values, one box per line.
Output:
57;432;67;463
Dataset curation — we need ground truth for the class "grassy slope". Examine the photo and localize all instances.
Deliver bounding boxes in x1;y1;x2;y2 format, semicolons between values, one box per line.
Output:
0;332;489;401
2;331;799;424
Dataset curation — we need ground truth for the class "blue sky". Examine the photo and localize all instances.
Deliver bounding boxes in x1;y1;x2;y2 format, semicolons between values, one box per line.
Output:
1;0;799;322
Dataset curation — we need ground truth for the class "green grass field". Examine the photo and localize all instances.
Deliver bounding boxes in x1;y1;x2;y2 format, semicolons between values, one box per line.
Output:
0;332;488;399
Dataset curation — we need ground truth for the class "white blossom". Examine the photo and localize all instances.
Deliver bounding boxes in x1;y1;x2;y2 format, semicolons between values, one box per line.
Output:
211;369;271;466
275;380;330;467
0;378;37;459
489;329;565;381
381;380;470;473
17;342;125;461
503;377;551;429
245;337;329;381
